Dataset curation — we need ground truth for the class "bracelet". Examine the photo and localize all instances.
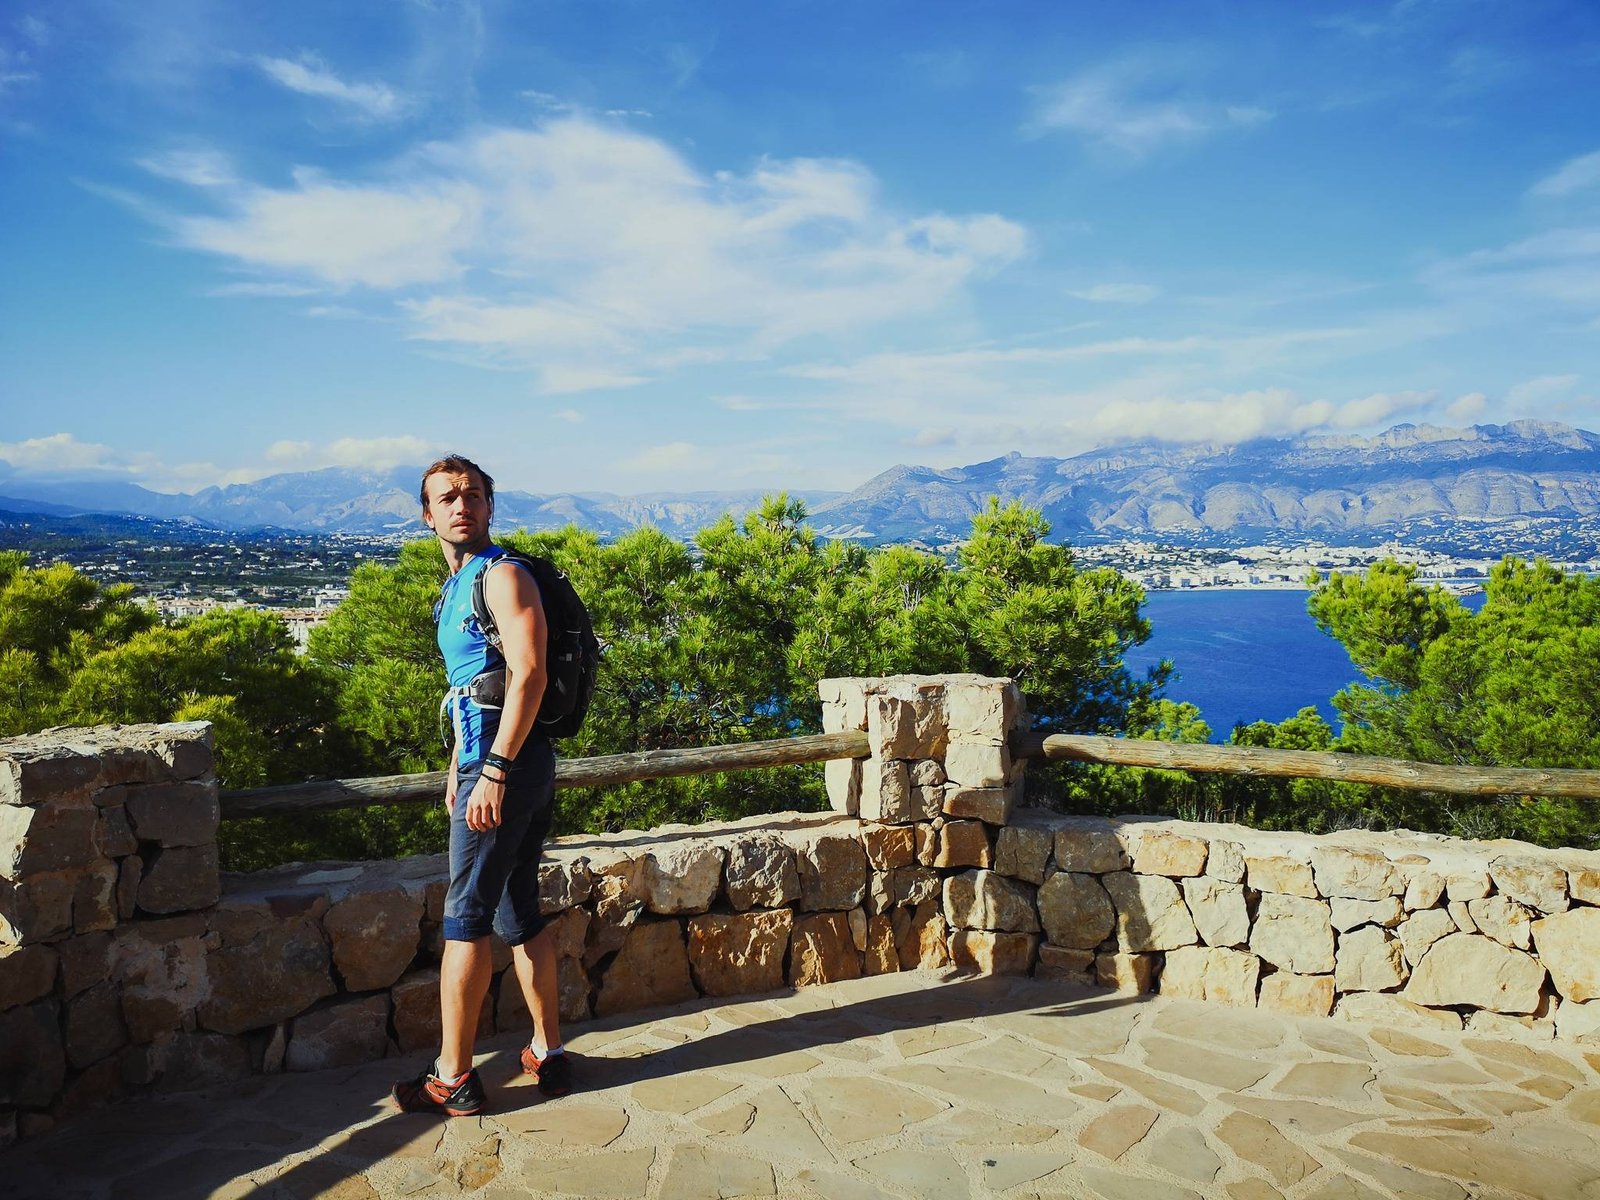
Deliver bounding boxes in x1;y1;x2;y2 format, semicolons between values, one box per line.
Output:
481;771;509;785
484;752;515;772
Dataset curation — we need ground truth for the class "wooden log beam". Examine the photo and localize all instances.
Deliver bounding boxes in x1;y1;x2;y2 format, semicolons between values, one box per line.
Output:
221;730;872;819
1014;732;1600;800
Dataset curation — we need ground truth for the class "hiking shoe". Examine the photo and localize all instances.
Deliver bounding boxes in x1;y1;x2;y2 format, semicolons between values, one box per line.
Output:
520;1047;573;1097
391;1067;486;1117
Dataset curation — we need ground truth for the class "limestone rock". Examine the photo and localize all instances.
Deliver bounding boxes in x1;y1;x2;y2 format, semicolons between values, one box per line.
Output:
538;853;594;914
793;826;867;911
1246;854;1318;898
558;955;592;1023
641;841;725;915
153;1030;252;1093
865;914;898;975
868;691;946;760
860;758;913;823
1489;856;1569;914
789;911;862;987
1102;871;1198;952
1258;972;1333;1017
819;677;870;732
913;783;944;821
124;781;220;848
892;865;941;908
951;930;1038;975
0;943;57;1010
1054;819;1127;874
933;820;992;869
1531;907;1600;1003
942;783;1016;825
942;870;1039;933
1160;946;1260;1008
724;834;801;911
1312;846;1400;900
1568;866;1600;906
1182;876;1249;948
1131;829;1208;878
1251;893;1334;975
1403;869;1446;911
0;1001;65;1107
1335;992;1462;1031
117;925;209;1042
547;905;590;959
1399;907;1457;966
199;911;335;1035
686;910;793;997
911;758;947;788
1405;933;1546;1014
1448;899;1478;934
894;901;950;971
1329;896;1404;932
1206;839;1246;883
1035;944;1095;985
994;822;1052;885
1445;871;1491;901
285;995;391;1072
324;884;424;992
824;757;861;816
137;843;220;914
1466;895;1533;951
64;981;126;1069
1096;952;1156;994
73;860;118;933
596;919;697;1016
392;970;444;1053
0;869;76;943
1037;871;1115;950
944;740;1010;788
1335;926;1408;992
0;800;100;878
861;824;916;870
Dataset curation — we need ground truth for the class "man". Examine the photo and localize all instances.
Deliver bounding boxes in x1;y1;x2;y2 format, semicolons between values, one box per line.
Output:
392;454;571;1117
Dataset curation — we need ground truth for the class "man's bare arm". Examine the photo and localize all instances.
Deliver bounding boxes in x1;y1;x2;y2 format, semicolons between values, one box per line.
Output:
461;561;548;831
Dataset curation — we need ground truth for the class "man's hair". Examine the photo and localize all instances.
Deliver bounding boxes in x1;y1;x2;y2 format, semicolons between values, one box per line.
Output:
419;454;495;511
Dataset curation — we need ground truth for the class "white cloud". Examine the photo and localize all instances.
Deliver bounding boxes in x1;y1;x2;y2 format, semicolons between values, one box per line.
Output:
1071;282;1160;304
616;440;703;474
264;435;437;470
0;432;131;474
552;408;584;423
139;149;236;189
1029;60;1272;157
207;281;323;298
1529;150;1600;200
256;53;403;120
1506;374;1580;408
1446;392;1488;423
0;43;38;92
1425;226;1600;308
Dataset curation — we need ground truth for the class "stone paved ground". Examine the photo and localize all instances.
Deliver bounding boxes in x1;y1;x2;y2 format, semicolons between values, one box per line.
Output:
10;970;1600;1200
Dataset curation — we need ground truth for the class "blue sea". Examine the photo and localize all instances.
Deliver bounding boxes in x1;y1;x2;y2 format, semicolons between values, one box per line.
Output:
1125;590;1358;739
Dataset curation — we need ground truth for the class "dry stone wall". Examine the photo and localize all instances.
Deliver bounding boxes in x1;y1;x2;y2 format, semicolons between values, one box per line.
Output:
6;680;1600;1146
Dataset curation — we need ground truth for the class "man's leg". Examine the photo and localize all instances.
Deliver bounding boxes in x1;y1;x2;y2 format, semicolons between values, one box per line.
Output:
511;926;561;1053
438;935;494;1079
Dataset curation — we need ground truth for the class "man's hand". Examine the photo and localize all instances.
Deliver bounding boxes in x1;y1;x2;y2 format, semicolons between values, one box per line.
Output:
446;758;459;813
463;774;505;831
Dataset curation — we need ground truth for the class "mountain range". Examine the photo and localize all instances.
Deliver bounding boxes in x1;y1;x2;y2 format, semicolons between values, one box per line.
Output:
4;420;1599;544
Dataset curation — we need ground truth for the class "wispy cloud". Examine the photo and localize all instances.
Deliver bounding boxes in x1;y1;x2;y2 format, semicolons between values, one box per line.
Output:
139;148;237;189
264;435;437;470
1529;149;1600;200
0;42;39;93
1071;282;1160;304
256;52;404;120
1028;58;1271;157
1424;226;1600;307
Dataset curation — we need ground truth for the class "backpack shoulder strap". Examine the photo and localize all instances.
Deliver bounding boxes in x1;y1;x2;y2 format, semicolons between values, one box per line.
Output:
471;551;540;651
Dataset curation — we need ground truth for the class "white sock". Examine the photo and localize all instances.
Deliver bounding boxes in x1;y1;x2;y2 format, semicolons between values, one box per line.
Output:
530;1041;564;1060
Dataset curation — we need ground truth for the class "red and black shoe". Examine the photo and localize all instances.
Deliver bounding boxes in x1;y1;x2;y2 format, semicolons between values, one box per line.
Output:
520;1047;573;1097
391;1066;486;1117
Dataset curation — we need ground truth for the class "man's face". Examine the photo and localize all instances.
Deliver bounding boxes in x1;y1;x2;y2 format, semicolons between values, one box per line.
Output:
422;469;492;550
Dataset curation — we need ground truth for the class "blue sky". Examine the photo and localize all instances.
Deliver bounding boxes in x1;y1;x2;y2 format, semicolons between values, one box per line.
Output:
2;0;1598;497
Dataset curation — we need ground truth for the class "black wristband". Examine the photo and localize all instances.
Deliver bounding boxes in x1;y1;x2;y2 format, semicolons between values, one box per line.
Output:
484;752;515;773
481;771;508;785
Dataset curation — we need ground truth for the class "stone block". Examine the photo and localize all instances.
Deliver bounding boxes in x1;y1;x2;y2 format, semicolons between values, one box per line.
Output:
1131;829;1208;878
1205;839;1246;883
933;820;992;869
557;955;592;1024
1182;876;1249;948
1404;932;1545;1014
793;827;867;912
1258;972;1334;1017
153;726;214;780
686;910;793;997
0;800;100;880
0;1000;64;1107
824;758;860;816
913;784;943;821
393;970;443;1053
891;865;940;908
324;885;425;992
941;783;1016;826
641;841;725;915
1466;895;1533;951
0;943;57;1010
137;844;220;915
0;870;76;945
1532;907;1600;1003
538;853;594;914
944;676;1023;743
951;930;1038;976
548;905;590;960
1246;854;1317;898
1102;871;1198;953
1448;899;1477;934
725;834;801;911
65;981;127;1069
285;995;391;1072
915;823;937;867
1445;870;1491;902
1568;866;1600;906
58;930;112;998
859;758;913;823
1403;869;1446;911
865;914;898;975
910;759;946;788
73;860;119;933
198;914;334;1035
56;1054;126;1120
893;900;949;971
864;870;892;916
994;822;1052;886
941;870;1039;933
595;919;696;1016
867;693;945;760
944;740;1010;789
0;739;103;806
789;911;862;988
1399;907;1457;966
1054;820;1128;874
116;855;141;920
861;824;916;871
1335;926;1408;992
1095;952;1156;995
1490;856;1569;914
1251;892;1334;975
1035;944;1096;986
117;925;208;1043
1311;846;1400;900
124;782;219;848
1329;896;1403;932
818;677;870;732
95;808;138;861
1335;992;1462;1031
1037;871;1115;951
152;1030;252;1094
1161;946;1260;1008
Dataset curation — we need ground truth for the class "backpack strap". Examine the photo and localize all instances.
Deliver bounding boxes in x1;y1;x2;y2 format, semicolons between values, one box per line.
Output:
471;552;536;652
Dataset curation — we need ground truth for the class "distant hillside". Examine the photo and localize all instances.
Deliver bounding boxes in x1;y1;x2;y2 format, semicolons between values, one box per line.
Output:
5;419;1600;543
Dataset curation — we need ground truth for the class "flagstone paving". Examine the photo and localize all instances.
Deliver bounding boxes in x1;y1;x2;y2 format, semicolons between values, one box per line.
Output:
9;969;1600;1199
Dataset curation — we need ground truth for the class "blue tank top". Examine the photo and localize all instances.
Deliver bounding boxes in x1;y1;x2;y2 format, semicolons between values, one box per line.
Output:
436;545;514;767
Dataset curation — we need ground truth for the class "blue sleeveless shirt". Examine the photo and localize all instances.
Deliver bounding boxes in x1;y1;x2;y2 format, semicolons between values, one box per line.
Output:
436;545;512;767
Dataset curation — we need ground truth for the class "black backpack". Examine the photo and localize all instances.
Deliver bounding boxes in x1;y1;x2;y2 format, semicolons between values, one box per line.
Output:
473;550;600;739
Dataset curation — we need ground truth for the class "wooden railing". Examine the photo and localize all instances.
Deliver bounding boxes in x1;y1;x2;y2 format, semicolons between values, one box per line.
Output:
219;728;1600;818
